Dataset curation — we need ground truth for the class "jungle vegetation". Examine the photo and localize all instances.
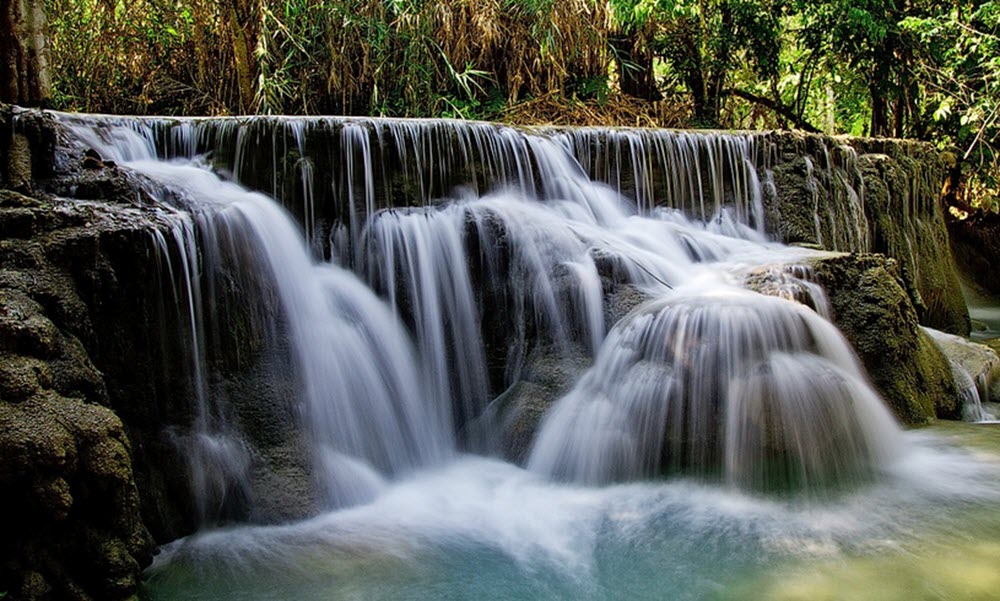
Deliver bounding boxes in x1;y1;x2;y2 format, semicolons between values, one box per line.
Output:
38;0;1000;211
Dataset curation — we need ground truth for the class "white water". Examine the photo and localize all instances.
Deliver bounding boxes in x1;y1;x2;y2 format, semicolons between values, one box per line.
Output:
50;111;998;599
143;436;1000;601
528;291;900;490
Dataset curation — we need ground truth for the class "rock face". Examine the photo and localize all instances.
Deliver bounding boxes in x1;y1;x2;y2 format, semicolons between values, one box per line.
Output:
764;133;968;336
807;254;960;423
486;344;592;464
485;285;652;463
0;154;163;595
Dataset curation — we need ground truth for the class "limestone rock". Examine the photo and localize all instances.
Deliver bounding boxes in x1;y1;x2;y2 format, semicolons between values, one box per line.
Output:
486;343;592;464
762;132;969;336
924;328;1000;418
808;253;960;424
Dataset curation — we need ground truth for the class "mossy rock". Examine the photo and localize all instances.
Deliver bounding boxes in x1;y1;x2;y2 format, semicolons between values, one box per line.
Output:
857;153;969;335
762;132;969;336
809;253;960;424
484;343;592;464
0;394;154;600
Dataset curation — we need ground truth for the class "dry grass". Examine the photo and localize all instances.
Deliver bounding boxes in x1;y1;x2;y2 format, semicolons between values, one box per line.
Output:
502;90;690;128
46;0;625;119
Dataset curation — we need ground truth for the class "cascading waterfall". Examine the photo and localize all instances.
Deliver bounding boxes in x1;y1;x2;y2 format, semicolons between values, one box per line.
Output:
58;111;904;498
141;162;453;506
48;110;1000;601
66;118;453;514
527;290;901;490
149;210;254;522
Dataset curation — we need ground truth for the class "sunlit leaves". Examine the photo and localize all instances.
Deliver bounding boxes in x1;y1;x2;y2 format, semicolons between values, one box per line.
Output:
935;99;952;122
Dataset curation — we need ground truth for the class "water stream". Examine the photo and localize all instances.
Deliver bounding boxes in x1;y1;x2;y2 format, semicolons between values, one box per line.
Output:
143;427;1000;601
54;112;1000;599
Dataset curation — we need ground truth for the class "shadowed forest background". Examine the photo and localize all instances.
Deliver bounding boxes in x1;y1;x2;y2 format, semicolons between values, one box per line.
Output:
35;0;1000;212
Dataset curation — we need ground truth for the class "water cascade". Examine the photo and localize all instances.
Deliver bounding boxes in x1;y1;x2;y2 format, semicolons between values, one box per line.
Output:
44;111;998;600
528;291;901;490
59;111;903;496
68;121;453;513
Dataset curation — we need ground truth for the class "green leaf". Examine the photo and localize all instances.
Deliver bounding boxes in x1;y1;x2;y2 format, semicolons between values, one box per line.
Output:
934;99;952;122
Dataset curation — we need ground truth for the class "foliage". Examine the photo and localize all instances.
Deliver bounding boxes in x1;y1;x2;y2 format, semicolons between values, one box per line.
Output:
902;2;1000;212
46;0;609;119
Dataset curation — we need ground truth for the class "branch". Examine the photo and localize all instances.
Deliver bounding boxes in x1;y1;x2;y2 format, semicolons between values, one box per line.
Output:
725;88;823;133
964;102;1000;161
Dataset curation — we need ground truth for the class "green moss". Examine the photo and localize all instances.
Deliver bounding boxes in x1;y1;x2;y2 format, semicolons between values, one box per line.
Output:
0;289;61;357
83;437;133;484
811;253;959;424
0;190;44;208
764;133;969;336
0;353;52;401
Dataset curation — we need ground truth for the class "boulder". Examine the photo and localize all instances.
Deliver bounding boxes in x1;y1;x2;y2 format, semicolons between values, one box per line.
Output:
485;343;592;464
923;328;1000;419
0;191;163;599
806;253;960;423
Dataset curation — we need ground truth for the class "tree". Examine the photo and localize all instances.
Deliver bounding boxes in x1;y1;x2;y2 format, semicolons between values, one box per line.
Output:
903;1;1000;212
796;0;927;137
609;0;784;126
1;0;51;106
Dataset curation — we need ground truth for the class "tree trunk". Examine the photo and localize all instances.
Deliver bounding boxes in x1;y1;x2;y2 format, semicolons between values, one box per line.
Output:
660;16;712;126
870;83;888;137
226;0;255;113
191;0;210;90
0;0;51;106
610;34;661;101
702;1;733;127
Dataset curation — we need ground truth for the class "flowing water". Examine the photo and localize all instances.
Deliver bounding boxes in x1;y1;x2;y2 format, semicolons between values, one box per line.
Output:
51;112;1000;600
144;427;1000;601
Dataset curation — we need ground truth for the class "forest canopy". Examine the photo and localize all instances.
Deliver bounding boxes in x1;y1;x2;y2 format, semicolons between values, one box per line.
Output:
39;0;1000;210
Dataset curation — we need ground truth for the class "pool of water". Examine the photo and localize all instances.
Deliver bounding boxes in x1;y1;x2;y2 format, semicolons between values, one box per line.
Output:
967;296;1000;343
144;423;1000;601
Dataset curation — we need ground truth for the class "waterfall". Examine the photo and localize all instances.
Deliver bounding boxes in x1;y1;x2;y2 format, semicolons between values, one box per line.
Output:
55;111;906;511
65;119;453;516
527;290;901;491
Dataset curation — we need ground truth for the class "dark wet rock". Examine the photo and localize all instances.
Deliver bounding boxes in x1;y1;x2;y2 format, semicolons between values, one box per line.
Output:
808;253;960;423
0;109;171;599
247;436;321;524
602;283;653;326
486;283;654;463
0;393;155;601
82;148;103;169
949;212;1000;299
487;343;592;464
